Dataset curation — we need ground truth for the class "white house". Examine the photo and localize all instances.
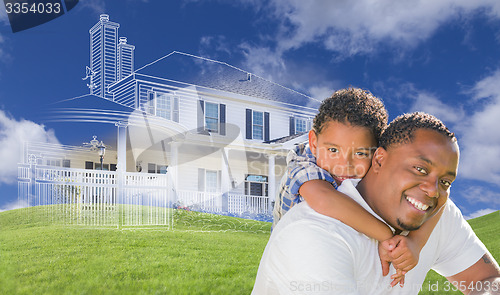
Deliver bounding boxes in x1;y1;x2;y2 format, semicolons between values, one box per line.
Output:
18;15;320;226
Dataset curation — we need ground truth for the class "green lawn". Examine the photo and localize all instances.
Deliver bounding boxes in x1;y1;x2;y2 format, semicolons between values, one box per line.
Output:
0;206;498;294
0;207;271;295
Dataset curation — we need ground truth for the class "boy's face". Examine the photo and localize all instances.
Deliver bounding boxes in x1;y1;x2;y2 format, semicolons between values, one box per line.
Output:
309;120;377;186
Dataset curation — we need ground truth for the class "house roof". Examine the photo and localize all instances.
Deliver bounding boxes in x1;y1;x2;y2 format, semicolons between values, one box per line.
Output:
47;94;135;124
134;51;320;108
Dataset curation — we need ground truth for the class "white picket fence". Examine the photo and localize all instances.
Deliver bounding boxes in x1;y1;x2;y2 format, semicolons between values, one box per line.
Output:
18;164;271;227
18;164;172;227
176;190;270;215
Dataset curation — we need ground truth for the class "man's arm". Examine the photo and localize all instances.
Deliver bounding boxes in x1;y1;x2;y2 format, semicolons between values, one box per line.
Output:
446;253;500;295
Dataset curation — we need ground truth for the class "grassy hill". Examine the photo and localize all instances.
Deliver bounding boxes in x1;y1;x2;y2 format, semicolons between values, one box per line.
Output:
419;211;500;295
0;207;498;295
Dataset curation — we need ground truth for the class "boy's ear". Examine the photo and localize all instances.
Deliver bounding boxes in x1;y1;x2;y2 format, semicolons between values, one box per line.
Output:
308;130;318;154
371;147;387;173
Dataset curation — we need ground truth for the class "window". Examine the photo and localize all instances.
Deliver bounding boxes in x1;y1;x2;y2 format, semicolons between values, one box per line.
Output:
295;117;307;134
148;163;156;174
147;91;178;121
205;170;218;192
62;159;71;168
198;101;225;135
95;163;109;171
156;92;172;120
45;159;61;167
147;91;155;114
290;116;310;135
147;163;168;174
86;161;115;171
246;109;269;141
85;161;94;170
252;111;264;140
205;102;219;133
245;175;268;196
157;165;167;174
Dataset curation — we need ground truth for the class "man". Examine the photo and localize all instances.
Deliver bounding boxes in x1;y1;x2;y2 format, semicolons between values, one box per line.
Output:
252;112;500;294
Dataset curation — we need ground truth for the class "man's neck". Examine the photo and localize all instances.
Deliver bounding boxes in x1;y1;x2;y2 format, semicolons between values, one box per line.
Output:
356;177;403;235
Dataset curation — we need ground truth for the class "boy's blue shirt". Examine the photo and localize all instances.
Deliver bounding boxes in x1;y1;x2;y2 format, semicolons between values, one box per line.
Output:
272;142;337;228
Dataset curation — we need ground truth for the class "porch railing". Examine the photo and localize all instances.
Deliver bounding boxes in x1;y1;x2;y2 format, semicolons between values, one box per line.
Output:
18;164;271;227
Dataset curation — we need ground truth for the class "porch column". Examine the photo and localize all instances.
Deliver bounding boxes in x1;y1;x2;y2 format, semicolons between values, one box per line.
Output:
170;142;180;196
268;153;276;213
116;121;128;173
221;147;230;212
115;121;128;228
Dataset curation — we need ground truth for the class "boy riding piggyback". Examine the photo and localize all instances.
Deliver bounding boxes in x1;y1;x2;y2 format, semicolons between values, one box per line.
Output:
273;88;443;286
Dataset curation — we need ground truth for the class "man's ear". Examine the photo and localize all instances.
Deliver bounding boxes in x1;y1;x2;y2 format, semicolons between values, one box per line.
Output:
371;147;387;173
308;130;318;154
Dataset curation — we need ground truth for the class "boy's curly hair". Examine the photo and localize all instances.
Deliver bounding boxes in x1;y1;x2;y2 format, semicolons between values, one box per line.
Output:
313;88;388;144
379;112;456;149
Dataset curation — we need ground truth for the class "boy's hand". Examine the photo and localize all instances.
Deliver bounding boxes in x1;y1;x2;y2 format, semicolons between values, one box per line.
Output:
390;269;406;287
378;239;395;276
379;235;420;287
389;235;419;272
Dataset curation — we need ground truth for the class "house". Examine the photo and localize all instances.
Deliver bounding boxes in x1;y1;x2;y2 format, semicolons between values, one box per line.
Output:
18;15;320;225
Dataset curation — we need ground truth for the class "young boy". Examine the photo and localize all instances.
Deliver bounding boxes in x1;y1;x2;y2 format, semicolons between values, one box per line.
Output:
273;88;443;286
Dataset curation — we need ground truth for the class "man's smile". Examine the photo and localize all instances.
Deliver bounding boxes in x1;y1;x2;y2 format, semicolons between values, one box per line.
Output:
405;196;432;212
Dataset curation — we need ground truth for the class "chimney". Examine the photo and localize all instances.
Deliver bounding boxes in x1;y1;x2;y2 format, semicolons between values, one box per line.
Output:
100;14;109;22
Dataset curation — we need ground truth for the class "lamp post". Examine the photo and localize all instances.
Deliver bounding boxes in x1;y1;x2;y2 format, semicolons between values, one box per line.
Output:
97;141;106;170
83;136;108;170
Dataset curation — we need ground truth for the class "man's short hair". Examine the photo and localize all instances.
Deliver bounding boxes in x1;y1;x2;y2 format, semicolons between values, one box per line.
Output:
379;112;457;150
313;88;388;144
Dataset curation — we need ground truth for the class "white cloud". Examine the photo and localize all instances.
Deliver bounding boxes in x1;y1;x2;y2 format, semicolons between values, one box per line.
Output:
0;199;28;212
199;35;232;58
460;185;500;209
408;89;466;125
233;1;500;102
458;70;500;184
0;110;59;184
307;85;334;102
239;43;343;104
464;208;498;220
267;0;500;57
379;82;465;125
78;0;106;14
240;44;287;81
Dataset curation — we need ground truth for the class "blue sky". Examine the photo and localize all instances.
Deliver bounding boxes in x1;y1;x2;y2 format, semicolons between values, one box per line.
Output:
0;0;499;219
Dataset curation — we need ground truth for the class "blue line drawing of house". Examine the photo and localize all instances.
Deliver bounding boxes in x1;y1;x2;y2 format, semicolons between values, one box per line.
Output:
18;14;320;227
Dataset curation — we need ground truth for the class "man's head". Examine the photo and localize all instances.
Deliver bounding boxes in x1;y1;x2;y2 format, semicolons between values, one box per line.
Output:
359;112;459;232
309;88;388;185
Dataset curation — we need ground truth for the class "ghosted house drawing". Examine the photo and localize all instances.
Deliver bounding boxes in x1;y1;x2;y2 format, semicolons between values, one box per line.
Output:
18;14;319;226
